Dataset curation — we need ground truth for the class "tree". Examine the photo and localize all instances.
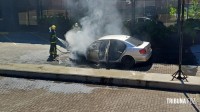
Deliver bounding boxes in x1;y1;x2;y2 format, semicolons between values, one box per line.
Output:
170;6;177;16
188;0;200;19
169;0;177;19
169;0;200;19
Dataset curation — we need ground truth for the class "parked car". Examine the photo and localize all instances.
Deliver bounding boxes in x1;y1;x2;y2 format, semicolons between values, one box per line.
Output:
135;17;153;23
86;35;152;68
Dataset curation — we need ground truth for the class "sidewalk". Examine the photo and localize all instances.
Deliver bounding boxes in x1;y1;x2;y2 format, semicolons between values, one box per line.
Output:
0;63;199;92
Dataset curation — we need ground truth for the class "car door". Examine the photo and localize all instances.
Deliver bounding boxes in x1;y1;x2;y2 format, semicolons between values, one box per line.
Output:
98;40;110;62
108;40;126;62
87;41;101;62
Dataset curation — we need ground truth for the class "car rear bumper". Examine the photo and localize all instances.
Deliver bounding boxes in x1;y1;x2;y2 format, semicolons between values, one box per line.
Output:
135;52;152;63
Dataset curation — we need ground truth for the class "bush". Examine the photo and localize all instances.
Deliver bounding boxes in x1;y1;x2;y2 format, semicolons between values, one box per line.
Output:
183;19;200;46
165;18;200;47
132;19;169;48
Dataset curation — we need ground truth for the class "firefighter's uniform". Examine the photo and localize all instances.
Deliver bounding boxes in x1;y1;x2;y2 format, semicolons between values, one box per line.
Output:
49;25;58;59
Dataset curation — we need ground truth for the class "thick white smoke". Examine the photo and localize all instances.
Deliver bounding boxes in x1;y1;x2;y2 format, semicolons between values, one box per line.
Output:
64;0;127;56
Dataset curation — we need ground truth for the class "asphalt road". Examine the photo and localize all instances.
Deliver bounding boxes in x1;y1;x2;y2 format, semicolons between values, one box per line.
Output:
0;76;199;112
0;32;200;111
0;32;199;76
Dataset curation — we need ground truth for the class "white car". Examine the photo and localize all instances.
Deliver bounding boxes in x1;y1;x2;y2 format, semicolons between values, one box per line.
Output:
86;35;152;68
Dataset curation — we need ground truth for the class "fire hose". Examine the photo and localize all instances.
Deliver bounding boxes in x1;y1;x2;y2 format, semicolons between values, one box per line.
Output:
57;37;70;54
57;47;70;54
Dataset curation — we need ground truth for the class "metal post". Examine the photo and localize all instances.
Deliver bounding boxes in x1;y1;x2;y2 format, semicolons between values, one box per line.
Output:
131;0;135;31
187;0;189;19
172;0;188;81
177;0;183;79
134;0;135;21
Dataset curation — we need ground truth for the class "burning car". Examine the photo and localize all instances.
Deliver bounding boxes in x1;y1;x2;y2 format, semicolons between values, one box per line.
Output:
86;35;152;68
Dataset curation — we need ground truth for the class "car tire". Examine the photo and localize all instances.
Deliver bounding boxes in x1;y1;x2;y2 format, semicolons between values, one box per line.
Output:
121;56;135;69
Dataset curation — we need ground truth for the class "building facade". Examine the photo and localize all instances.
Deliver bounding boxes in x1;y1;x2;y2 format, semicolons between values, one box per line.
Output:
0;0;197;31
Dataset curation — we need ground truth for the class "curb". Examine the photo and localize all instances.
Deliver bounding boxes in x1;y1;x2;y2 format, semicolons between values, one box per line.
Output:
0;63;199;92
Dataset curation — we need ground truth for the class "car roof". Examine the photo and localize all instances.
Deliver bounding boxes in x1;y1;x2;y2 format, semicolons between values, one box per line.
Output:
98;35;130;41
136;17;151;19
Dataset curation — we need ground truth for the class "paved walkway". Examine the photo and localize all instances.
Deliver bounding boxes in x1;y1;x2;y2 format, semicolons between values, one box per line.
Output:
0;76;199;112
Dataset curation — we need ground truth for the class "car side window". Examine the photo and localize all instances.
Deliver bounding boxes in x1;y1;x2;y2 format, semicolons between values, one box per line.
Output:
108;40;126;61
115;40;126;53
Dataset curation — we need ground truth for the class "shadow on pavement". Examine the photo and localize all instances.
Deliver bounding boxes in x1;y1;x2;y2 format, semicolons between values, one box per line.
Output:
180;80;200;112
68;56;153;72
152;47;198;65
183;92;200;112
0;32;50;45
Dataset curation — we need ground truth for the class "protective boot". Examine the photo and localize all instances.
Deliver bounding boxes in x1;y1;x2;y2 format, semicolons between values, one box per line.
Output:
47;55;54;61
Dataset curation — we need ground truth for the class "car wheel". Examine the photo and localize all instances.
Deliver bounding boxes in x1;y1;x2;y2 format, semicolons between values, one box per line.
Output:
121;56;135;69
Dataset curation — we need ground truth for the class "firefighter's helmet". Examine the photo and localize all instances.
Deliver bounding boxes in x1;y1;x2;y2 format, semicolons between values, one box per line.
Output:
51;25;56;30
74;23;78;27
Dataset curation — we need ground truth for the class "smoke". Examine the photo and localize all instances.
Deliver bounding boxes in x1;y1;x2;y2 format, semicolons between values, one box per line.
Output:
64;0;128;56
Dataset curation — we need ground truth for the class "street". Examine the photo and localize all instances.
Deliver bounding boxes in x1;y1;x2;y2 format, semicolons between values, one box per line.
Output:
0;32;199;76
1;0;200;112
0;32;200;112
0;76;199;112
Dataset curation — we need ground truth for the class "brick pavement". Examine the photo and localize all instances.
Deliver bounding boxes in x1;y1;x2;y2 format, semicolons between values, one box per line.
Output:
0;76;199;112
133;64;200;77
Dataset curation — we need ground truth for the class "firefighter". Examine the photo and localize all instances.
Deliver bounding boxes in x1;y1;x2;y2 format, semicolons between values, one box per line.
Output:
49;25;58;60
73;23;81;32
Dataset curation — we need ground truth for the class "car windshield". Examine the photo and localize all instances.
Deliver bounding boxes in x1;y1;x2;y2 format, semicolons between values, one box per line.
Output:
126;37;143;46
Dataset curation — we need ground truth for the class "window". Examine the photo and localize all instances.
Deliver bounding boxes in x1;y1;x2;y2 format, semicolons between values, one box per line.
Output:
0;5;2;20
108;40;126;61
126;37;143;46
18;10;37;25
146;0;156;6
